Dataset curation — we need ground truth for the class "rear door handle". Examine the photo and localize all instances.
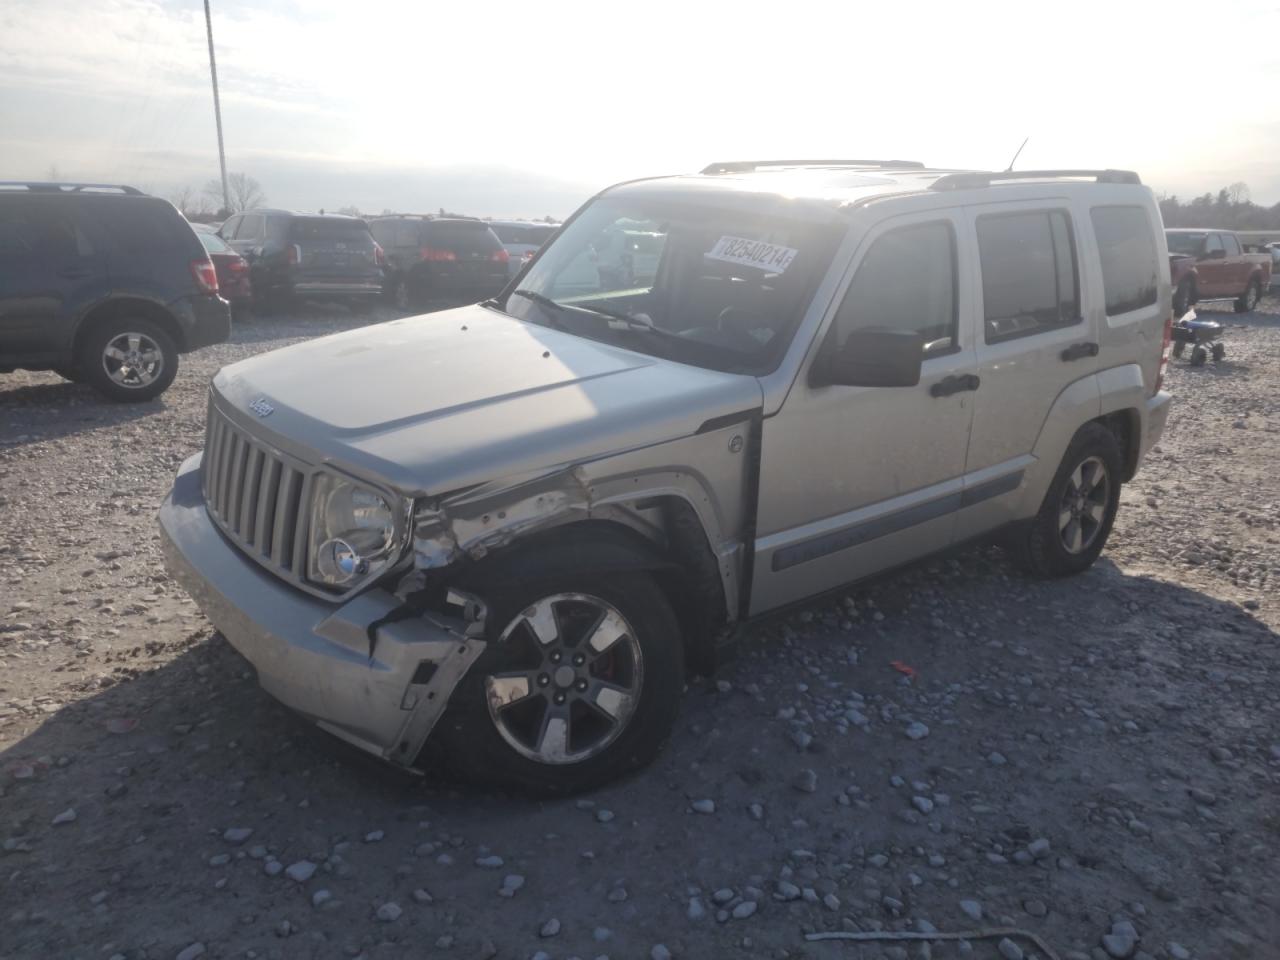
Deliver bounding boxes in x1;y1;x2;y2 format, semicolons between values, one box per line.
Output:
930;373;981;397
1060;341;1100;362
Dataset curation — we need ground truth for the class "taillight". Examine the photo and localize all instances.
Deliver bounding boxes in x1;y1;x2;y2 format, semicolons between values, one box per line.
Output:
373;242;386;267
1155;311;1173;394
523;249;536;261
190;258;219;294
492;248;510;264
419;246;457;262
287;244;301;266
228;258;248;274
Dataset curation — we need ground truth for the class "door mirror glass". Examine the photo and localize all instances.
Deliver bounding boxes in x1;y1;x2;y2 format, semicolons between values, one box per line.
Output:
816;327;923;387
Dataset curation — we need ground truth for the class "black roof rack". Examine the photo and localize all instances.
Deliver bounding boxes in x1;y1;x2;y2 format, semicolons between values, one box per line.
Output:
930;169;1141;191
701;159;925;175
0;181;145;195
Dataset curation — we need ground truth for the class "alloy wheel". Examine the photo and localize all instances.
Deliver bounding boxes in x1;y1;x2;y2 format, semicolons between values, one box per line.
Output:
101;332;164;389
1058;455;1110;554
485;593;643;765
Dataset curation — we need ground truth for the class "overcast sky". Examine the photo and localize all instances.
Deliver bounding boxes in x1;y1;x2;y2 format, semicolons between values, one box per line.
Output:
2;0;1279;217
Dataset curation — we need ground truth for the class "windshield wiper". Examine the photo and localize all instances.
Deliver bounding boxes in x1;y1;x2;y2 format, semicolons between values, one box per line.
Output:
510;289;756;365
509;288;567;318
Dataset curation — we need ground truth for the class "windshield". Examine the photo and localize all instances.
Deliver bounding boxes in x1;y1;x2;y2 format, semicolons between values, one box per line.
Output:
199;232;233;255
1166;232;1206;255
502;195;841;372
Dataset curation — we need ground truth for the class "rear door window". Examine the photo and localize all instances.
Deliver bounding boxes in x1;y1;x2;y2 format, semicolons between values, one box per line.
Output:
1089;206;1159;315
977;210;1079;343
1222;233;1241;256
833;220;958;357
0;201;94;262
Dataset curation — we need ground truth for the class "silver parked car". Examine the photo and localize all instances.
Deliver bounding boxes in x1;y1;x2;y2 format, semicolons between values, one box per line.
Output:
160;160;1174;793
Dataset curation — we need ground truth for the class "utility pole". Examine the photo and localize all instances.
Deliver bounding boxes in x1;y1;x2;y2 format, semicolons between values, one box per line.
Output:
204;0;230;216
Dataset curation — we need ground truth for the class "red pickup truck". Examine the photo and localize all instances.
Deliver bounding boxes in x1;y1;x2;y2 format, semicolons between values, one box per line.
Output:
1167;228;1271;315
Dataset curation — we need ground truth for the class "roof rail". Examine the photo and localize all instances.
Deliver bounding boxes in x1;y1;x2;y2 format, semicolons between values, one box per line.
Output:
930;169;1141;191
0;181;145;195
701;159;925;175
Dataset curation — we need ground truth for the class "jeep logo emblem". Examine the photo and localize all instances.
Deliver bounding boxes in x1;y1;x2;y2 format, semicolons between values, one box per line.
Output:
248;397;275;418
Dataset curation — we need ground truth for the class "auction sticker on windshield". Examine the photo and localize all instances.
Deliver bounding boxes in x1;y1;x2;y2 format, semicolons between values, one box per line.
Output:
706;236;799;274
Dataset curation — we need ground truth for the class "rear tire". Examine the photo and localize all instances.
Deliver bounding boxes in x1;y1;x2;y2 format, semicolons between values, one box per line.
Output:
1191;345;1208;366
432;571;684;795
1011;422;1122;578
1234;279;1261;313
1211;342;1226;361
78;317;178;402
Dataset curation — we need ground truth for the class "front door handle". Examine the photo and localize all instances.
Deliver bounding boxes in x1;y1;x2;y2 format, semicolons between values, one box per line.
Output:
1060;341;1100;362
930;373;981;398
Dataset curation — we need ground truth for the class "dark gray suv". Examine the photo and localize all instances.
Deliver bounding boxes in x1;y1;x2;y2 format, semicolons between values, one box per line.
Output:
218;210;384;312
0;182;231;401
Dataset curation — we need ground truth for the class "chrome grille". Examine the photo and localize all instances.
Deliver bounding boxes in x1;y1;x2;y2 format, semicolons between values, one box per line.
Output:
203;404;312;582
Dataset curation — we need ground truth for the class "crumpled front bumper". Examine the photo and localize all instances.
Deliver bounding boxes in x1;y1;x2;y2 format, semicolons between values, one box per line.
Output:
158;453;483;765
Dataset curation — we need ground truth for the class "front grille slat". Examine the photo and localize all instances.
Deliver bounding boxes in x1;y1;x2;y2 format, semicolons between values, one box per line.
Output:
239;448;265;543
255;457;282;556
204;413;223;506
202;405;313;590
271;467;302;568
290;473;313;578
226;437;248;532
217;428;237;520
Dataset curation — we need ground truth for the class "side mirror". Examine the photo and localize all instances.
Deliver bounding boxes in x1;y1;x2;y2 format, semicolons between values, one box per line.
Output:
812;327;923;388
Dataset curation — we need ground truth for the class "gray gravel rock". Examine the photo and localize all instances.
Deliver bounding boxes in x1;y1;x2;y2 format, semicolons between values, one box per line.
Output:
793;769;818;793
731;900;757;919
284;860;316;883
375;901;401;922
997;938;1023;960
539;917;561;937
905;721;930;740
175;944;206;960
690;798;715;814
958;899;983;921
222;827;252;844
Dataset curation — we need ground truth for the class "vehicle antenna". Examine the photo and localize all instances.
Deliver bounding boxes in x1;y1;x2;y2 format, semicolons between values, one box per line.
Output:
1005;137;1029;172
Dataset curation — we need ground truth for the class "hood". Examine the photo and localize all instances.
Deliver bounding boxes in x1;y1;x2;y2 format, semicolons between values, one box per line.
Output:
213;304;763;496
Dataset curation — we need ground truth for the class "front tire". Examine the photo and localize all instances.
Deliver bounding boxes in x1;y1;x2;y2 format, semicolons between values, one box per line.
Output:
1234;279;1261;313
433;572;684;794
78;318;178;402
1012;422;1122;578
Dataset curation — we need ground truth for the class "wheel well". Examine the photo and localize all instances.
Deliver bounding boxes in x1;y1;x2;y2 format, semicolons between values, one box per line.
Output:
454;506;730;678
74;298;185;356
1098;409;1140;481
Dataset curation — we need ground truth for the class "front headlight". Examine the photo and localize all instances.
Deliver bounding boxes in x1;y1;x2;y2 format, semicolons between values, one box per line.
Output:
307;473;404;589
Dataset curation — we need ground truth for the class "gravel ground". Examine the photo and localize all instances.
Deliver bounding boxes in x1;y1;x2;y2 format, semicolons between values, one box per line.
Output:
2;299;1278;960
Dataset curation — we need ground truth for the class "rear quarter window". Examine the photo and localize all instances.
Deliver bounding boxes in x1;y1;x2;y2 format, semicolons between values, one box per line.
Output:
1090;206;1159;315
87;197;201;258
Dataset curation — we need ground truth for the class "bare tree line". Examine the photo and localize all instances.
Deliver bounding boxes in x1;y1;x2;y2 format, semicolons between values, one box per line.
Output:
1158;182;1280;231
